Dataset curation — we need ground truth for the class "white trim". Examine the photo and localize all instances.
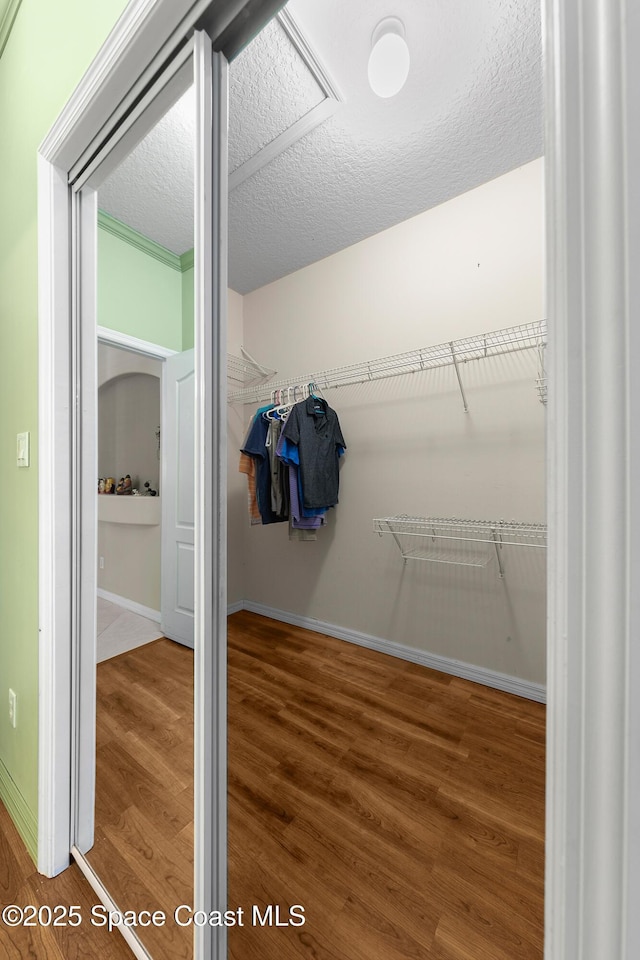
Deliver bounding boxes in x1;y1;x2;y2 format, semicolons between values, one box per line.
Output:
97;324;178;359
75;40;194;192
544;0;639;957
37;154;74;877
97;588;162;624
40;0;215;174
71;848;154;960
240;601;546;704
227;600;244;615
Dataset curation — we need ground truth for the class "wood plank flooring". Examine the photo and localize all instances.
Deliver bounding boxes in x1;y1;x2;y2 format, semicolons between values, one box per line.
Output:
23;610;545;960
86;637;194;960
0;799;132;960
228;611;545;960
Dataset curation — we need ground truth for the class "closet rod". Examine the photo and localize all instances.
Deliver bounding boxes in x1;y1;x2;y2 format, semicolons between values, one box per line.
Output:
227;319;547;405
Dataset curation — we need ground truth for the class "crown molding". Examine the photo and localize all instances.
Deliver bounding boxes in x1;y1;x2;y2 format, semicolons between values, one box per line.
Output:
98;209;183;270
180;247;195;271
0;0;23;60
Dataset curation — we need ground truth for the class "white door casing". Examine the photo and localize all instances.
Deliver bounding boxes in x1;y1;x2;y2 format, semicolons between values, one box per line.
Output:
544;1;640;958
161;348;196;647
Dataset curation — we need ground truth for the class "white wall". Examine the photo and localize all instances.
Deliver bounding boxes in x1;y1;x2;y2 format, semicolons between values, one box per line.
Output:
98;371;161;493
227;288;248;606
233;160;546;685
97;344;162;611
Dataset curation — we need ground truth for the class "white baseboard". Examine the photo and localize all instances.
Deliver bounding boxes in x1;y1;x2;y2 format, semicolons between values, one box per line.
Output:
239;600;546;704
97;588;161;624
227;600;244;615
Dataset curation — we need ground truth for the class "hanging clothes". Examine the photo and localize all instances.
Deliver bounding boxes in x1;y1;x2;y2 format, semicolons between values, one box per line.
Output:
280;395;346;509
239;391;346;533
239;414;263;524
240;405;287;524
277;428;325;530
265;416;289;517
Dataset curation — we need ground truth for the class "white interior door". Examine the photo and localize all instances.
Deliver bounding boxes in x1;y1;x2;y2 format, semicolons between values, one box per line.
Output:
161;347;195;647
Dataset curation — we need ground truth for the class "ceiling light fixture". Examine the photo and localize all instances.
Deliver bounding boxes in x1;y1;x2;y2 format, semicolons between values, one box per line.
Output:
367;17;410;99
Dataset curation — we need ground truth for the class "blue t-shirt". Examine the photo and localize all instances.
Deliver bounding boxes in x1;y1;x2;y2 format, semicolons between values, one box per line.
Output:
241;411;286;525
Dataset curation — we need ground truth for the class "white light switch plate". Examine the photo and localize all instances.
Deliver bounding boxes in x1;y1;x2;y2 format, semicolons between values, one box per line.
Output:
17;432;30;467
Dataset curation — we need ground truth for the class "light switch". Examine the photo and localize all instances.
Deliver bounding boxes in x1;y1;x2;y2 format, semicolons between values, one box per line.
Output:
17;432;30;468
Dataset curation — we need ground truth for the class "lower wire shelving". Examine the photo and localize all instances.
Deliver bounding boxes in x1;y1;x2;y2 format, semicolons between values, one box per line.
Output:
373;515;547;577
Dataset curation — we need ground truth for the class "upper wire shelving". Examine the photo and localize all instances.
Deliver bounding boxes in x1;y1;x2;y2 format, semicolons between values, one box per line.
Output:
227;346;276;387
227;319;547;408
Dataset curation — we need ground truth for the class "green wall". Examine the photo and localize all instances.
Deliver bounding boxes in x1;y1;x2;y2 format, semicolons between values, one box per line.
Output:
98;214;193;350
181;261;194;350
0;0;128;860
98;219;184;351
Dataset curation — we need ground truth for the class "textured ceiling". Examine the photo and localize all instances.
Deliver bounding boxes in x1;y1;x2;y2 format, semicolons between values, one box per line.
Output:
228;16;324;173
98;86;195;256
98;0;543;294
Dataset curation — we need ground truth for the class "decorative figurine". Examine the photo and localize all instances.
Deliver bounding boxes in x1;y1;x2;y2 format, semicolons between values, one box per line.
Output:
116;475;132;495
104;477;116;494
144;481;158;497
98;478;105;494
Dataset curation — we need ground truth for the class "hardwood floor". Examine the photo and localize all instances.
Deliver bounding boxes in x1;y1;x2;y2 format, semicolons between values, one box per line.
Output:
73;610;543;960
227;611;545;960
87;637;194;960
0;799;132;960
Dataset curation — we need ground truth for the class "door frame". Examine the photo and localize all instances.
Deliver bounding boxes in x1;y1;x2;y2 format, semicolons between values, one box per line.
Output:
36;7;247;960
36;0;640;957
97;325;179;360
544;1;640;956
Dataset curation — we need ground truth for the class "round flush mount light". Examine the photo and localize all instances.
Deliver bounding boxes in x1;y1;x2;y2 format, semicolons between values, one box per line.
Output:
367;17;410;98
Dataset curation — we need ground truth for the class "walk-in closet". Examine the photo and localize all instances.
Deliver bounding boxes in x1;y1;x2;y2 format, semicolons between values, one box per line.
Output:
223;1;546;956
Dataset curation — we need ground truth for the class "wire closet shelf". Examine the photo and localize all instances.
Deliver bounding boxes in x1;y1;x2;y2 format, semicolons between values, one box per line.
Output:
227;346;276;386
373;515;548;577
227;319;547;406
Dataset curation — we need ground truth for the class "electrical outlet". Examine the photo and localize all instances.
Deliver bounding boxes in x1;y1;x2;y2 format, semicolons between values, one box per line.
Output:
8;689;17;729
99;556;105;570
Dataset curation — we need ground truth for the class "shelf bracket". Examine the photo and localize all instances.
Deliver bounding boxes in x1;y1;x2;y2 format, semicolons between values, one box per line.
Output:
491;528;505;578
450;341;469;412
389;526;407;563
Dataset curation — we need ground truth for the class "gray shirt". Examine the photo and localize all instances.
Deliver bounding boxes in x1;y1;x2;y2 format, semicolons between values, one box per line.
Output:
280;396;346;509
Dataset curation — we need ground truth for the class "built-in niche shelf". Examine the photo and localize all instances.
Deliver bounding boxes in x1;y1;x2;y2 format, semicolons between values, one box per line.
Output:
373;515;547;577
98;495;160;526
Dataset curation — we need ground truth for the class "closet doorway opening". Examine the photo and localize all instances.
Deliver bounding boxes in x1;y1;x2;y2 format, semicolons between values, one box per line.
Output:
36;1;640;959
224;3;545;958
